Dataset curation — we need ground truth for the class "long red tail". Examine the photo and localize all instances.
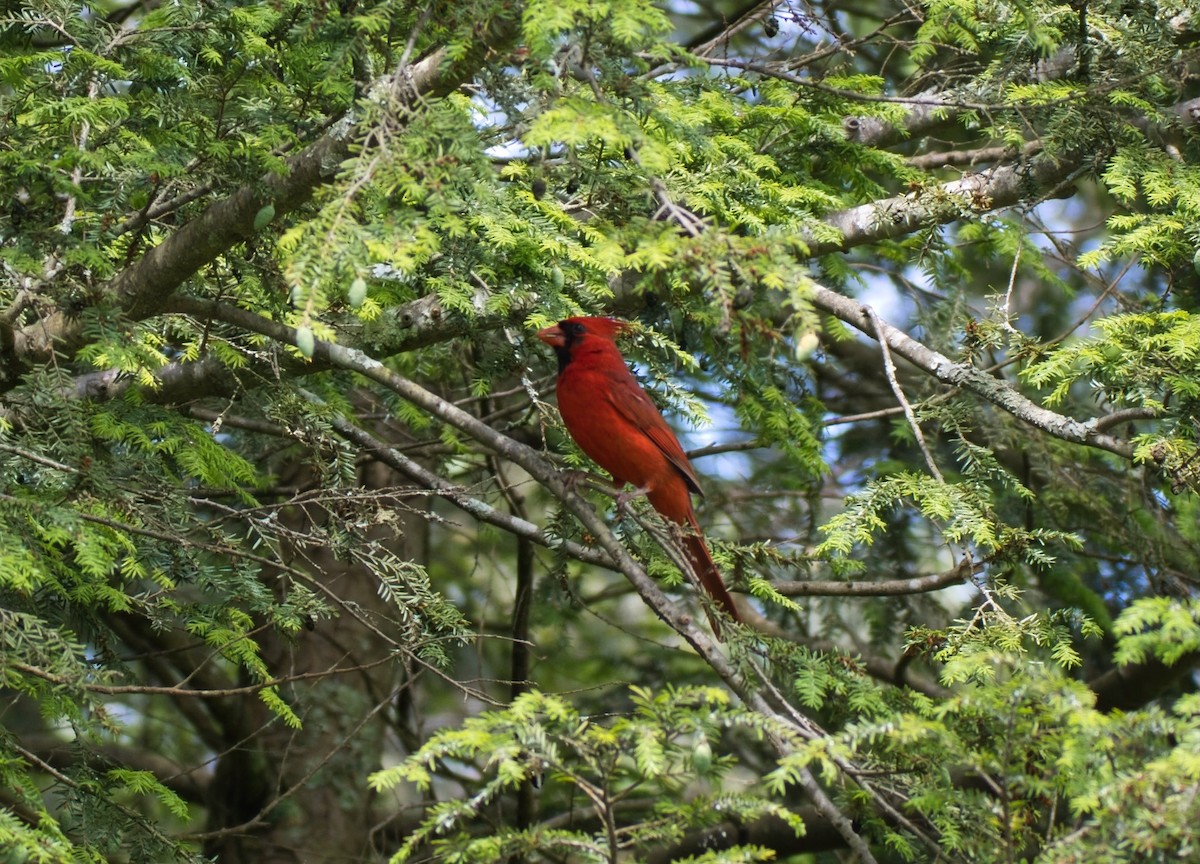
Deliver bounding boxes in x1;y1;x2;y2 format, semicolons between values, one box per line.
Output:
682;515;740;636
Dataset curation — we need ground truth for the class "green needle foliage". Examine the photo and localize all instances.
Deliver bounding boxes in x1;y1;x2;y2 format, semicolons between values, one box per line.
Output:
3;0;1200;861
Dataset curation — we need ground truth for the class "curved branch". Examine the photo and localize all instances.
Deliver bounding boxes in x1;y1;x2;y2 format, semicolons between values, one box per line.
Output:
1091;406;1158;432
809;285;1136;459
26;734;210;802
66;292;484;406
1088;652;1199;712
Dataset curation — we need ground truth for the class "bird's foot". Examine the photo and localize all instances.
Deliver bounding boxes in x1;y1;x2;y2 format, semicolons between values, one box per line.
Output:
559;469;589;495
613;485;650;518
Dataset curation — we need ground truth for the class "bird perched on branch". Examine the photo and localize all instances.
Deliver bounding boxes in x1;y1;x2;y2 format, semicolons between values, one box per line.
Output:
538;316;740;634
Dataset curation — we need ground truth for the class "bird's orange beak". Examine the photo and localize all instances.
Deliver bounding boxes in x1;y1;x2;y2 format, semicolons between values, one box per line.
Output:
537;324;565;348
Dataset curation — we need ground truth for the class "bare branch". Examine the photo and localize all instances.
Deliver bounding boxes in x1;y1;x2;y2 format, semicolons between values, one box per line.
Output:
809;282;1136;459
1089;652;1200;712
811;155;1082;256
865;304;945;482
843;97;961;148
772;558;979;597
1092;407;1158;432
700;57;996;111
907;141;1043;170
689;0;788;55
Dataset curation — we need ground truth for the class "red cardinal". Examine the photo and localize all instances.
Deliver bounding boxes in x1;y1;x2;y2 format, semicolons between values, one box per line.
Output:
538;316;740;632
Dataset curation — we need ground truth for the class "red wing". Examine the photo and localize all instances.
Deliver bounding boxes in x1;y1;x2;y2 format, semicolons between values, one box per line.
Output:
598;367;704;496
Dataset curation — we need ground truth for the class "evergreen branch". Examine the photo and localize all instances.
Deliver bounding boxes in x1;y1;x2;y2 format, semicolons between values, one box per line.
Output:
823;406;907;426
24;735;209;802
185;299;881;863
66;139;1078;412
51;147;1090;415
1;11;521;391
10;742;196;860
48;151;1092;413
15;490;422;685
64;292;480;406
849;91;1200;152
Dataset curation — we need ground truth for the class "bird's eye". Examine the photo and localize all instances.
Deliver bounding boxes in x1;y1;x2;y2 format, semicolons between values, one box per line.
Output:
565;322;586;336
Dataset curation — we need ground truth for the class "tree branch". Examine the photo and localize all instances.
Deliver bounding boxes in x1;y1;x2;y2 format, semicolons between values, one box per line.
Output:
810;155;1081;256
906;141;1043;170
64;292;483;407
1087;652;1199;712
646;808;845;864
326;409;615;568
2;12;520;390
842;96;962;148
19;727;208;802
181;299;879;862
46;133;1094;415
809;286;1136;459
772;558;979;597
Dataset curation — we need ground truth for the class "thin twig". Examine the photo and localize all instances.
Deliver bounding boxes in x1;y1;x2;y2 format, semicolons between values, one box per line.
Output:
59;77;100;234
10;656;396;698
1001;241;1023;334
864;304;944;482
696;56;1000;111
